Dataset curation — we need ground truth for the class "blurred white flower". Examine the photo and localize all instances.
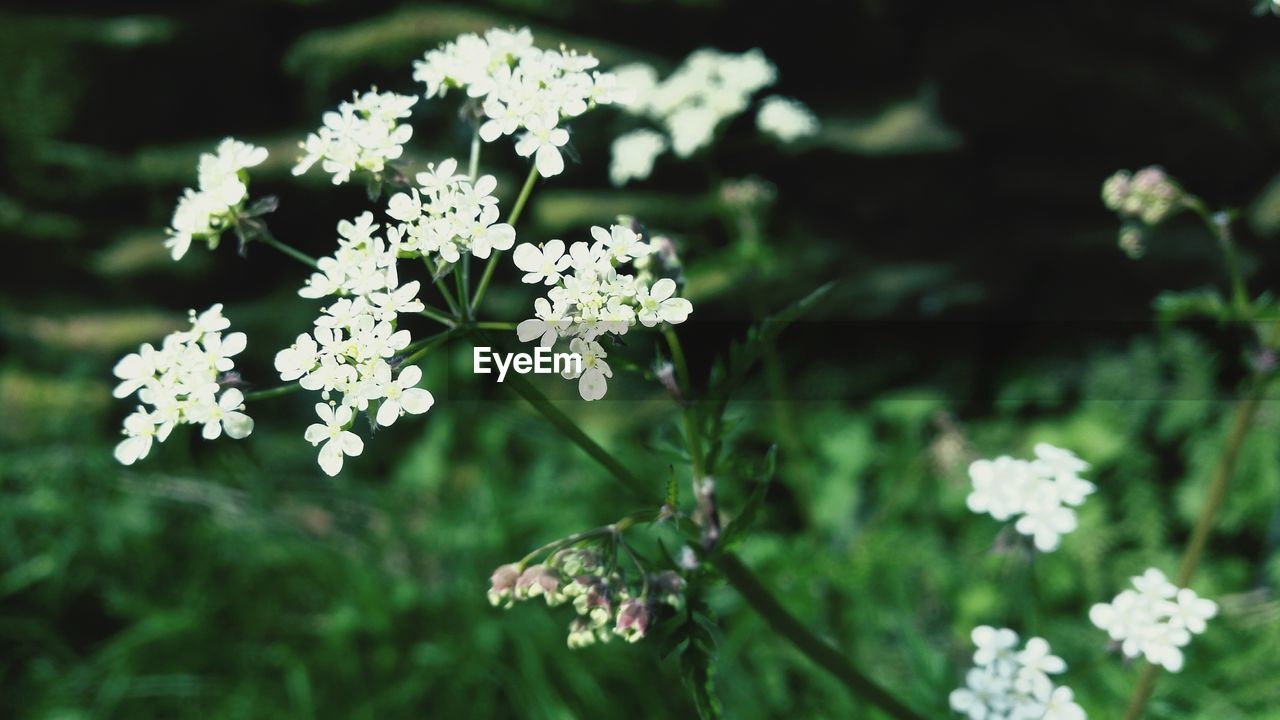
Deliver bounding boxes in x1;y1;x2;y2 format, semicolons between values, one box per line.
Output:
966;443;1093;552
756;95;820;143
1089;568;1216;673
950;627;1080;720
609;128;667;186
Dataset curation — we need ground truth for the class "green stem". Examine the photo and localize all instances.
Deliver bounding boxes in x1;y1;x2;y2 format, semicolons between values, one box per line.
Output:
491;335;924;719
1121;381;1267;720
1186;198;1248;312
402;327;464;366
468;128;482;182
471;165;539;312
258;234;319;269
662;326;704;478
418;306;457;327
474;321;518;331
242;383;304;401
713;553;928;720
459;256;472;321
427;260;462;318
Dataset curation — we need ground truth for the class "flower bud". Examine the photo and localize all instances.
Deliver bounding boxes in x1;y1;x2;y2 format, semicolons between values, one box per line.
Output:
614;598;652;642
488;563;521;607
516;564;563;605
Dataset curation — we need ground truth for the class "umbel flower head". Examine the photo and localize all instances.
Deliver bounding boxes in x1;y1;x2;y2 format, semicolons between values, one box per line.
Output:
512;221;693;400
488;539;686;649
412;27;624;178
949;626;1084;720
1089;567;1217;673
293;88;418;185
165;138;269;260
608;49;818;186
112;304;255;465
1102;166;1185;226
384;158;516;263
966;443;1095;552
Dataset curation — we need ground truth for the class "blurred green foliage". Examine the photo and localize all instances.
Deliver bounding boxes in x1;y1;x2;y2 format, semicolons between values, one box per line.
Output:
3;1;1280;718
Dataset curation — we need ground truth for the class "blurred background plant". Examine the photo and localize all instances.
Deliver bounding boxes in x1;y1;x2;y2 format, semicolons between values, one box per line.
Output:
4;1;1280;718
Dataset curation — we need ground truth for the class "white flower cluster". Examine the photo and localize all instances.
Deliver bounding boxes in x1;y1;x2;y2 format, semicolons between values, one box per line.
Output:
1089;568;1217;673
412;27;624;178
756;95;820;143
165;138;269;260
276;211;436;476
949;626;1085;720
512;224;692;400
609;49;815;185
293;88;418;185
112;304;254;465
966;443;1095;552
385;158;516;263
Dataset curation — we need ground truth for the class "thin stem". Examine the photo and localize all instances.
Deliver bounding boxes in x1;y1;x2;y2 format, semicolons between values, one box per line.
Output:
418;306;457;327
471;164;539;312
257;233;319;269
402;327;464;366
662;326;704;478
491;336;924;719
713;553;928;720
1186;198;1247;312
427;260;462;318
474;321;518;331
459;256;472;321
468;128;482;181
242;383;303;401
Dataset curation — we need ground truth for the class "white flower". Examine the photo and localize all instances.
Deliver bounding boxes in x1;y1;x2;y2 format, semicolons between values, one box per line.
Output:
114;408;158;465
755;95;820;143
112;305;255;464
304;403;364;476
515;114;570;177
513;239;572;285
1163;588;1218;634
609;129;667;186
972;625;1019;671
967;445;1093;552
1042;686;1085;720
591;224;650;263
1014;490;1078;552
636;278;693;327
164;138;269;260
374;365;435;427
952;628;1082;720
1090;568;1215;673
198;388;255;440
563;338;612;401
293;89;417;184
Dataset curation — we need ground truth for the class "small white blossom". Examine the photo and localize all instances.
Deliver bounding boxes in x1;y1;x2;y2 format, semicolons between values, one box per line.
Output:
755;95;820;143
112;304;255;463
609;128;667;186
293;88;417;185
515;113;571;177
511;222;693;400
374;365;435;427
304;403;364;476
164;138;269;260
950;627;1083;720
1089;568;1216;673
966;444;1093;552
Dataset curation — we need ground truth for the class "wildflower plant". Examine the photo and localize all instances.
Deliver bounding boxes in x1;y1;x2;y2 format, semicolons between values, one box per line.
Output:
107;18;1279;720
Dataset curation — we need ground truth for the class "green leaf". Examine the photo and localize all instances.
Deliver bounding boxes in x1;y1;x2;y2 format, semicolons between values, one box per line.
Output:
1153;288;1229;329
716;446;777;552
